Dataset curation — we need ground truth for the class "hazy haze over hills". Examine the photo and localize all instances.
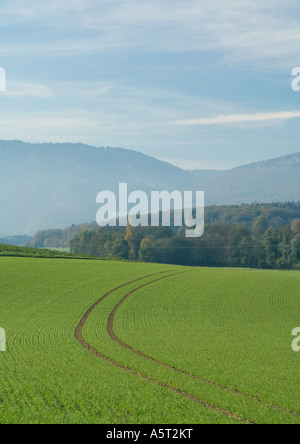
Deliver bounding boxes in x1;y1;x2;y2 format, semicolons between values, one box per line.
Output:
0;140;300;236
0;140;194;236
191;153;300;205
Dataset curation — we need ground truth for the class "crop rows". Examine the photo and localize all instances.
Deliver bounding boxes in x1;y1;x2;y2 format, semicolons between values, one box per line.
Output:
1;257;300;423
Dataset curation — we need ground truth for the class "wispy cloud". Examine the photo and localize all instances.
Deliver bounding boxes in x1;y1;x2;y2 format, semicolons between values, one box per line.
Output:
0;0;300;68
0;0;299;170
5;81;53;98
172;111;300;126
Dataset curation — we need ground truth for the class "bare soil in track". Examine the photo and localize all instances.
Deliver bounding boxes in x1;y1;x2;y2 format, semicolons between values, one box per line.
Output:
107;274;300;419
74;271;254;424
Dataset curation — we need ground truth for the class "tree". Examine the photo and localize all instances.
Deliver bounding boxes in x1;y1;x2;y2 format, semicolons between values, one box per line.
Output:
277;239;292;269
291;234;300;265
252;216;269;236
125;224;145;261
138;238;157;263
291;219;300;236
263;227;280;268
227;226;252;267
169;236;191;266
112;238;129;259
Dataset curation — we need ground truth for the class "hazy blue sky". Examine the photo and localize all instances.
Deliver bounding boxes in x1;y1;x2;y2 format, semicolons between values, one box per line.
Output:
0;0;300;169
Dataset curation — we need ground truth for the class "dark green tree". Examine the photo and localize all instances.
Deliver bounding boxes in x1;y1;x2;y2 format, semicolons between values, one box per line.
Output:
263;227;280;268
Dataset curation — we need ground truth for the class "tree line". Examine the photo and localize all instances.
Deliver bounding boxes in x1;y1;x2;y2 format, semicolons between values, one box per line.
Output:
70;203;300;269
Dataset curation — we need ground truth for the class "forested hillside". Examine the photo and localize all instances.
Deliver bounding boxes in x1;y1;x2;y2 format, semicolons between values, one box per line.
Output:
70;202;300;270
1;140;300;237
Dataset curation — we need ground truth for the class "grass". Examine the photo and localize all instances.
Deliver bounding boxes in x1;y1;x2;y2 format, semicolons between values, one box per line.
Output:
0;243;77;259
0;243;120;261
0;253;299;424
42;247;71;253
111;269;300;423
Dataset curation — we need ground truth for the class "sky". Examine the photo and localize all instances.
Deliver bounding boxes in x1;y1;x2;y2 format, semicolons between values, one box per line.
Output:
0;0;300;169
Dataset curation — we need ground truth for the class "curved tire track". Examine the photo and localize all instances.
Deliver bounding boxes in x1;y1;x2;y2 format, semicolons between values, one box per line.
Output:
107;273;300;419
74;271;253;424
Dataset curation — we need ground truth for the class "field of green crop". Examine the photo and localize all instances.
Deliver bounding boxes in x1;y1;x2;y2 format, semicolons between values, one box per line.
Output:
0;255;300;424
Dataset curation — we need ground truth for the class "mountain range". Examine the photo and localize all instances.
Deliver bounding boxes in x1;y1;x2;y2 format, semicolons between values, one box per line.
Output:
0;140;300;236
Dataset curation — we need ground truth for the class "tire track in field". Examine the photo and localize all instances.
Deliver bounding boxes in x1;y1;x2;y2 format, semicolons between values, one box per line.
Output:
74;271;253;424
107;274;300;420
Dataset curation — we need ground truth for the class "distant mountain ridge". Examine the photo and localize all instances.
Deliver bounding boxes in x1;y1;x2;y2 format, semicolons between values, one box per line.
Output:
0;140;300;236
0;140;195;236
191;152;300;205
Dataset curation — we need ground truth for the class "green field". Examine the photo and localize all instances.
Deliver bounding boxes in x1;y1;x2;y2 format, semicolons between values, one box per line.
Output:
0;255;300;424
